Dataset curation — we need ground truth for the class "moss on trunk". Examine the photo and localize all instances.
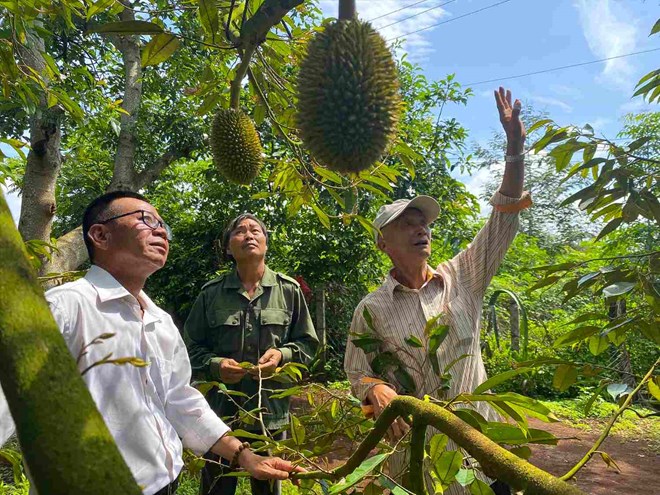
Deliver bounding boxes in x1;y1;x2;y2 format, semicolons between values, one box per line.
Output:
0;191;141;494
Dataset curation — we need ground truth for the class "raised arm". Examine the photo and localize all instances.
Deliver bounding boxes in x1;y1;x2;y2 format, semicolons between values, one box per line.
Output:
495;86;526;198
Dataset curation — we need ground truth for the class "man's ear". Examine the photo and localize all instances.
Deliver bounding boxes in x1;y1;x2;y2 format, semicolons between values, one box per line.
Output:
87;224;112;253
376;235;386;252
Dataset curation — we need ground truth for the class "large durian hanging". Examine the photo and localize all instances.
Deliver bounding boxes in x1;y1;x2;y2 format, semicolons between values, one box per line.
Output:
210;108;264;185
297;0;402;173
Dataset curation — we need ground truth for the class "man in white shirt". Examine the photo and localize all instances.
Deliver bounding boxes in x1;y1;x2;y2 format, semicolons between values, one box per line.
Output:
11;190;301;495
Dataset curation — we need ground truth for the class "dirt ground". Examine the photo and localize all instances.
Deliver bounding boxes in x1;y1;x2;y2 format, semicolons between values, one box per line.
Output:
291;396;658;495
525;418;658;495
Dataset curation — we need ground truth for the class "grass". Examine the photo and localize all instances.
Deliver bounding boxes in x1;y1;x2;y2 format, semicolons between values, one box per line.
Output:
541;396;660;452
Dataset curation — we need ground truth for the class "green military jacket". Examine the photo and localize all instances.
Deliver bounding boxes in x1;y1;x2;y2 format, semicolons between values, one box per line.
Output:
184;266;318;431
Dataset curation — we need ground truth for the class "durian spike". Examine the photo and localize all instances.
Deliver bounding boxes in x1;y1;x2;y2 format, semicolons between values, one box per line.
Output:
338;0;356;20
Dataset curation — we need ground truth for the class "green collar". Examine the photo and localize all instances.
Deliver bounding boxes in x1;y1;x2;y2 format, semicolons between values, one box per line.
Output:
225;265;277;288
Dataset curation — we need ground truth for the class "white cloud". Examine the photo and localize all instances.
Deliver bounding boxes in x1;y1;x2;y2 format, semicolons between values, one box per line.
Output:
618;98;654;114
460;161;506;216
1;182;21;226
319;1;450;62
589;117;612;131
550;84;582;98
574;0;639;89
529;95;573;113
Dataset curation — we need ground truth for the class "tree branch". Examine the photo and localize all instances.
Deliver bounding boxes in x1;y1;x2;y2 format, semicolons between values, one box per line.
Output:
107;1;142;190
298;396;585;495
238;0;304;48
134;145;194;190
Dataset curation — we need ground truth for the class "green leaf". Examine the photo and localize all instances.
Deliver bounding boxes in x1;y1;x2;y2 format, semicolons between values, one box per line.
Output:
328;454;388;494
652;18;660;35
598;452;621;472
552;364;578;391
314;166;343;185
588;335;609;356
371;352;400;375
483;423;558;445
509;445;532;459
88;20;164;35
393;368;416;394
647;377;660;401
428;433;449;463
87;0;116;20
528;275;562;291
428;324;450;355
362;174;393;192
428;322;450;375
453;408;488;432
269;385;302;399
444;353;472;373
141;34;179;67
554;325;600;348
526;118;553;134
577;271;600;287
469;478;496;495
228;430;272;442
198;0;219;39
473;367;532;394
404;335;423;348
602;281;635;297
290;415;305;446
595;217;623;241
433;450;462;486
311;203;330;229
455;468;476;486
362;307;376;332
584;385;605;415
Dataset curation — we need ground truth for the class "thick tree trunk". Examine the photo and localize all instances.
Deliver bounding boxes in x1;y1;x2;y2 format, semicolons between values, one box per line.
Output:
16;32;62;251
107;2;142;191
0;190;141;494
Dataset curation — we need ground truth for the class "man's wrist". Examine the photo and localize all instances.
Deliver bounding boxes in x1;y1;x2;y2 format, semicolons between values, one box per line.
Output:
209;357;225;379
506;139;525;155
237;447;258;470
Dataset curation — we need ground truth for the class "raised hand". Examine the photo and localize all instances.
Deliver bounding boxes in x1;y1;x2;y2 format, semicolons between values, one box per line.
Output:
494;86;526;147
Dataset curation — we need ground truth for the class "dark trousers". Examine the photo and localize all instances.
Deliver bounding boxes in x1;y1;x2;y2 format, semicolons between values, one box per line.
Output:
200;431;285;495
490;480;512;495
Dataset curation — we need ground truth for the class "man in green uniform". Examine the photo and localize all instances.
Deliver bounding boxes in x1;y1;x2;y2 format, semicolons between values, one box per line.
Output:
184;213;318;495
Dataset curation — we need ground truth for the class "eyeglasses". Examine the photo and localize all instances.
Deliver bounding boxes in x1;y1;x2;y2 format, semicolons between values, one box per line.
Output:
98;209;173;241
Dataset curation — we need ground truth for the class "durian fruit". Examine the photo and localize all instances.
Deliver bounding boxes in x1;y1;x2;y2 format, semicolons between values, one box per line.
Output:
297;18;402;173
211;108;263;184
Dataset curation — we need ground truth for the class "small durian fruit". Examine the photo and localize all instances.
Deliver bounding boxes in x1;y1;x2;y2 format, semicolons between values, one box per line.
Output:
210;108;263;185
297;16;402;173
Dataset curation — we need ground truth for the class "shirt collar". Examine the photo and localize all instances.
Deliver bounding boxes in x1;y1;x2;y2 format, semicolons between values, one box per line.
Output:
85;265;165;321
225;265;277;288
385;265;442;296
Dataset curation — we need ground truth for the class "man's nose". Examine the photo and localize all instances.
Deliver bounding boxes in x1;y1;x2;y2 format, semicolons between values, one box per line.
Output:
153;226;168;240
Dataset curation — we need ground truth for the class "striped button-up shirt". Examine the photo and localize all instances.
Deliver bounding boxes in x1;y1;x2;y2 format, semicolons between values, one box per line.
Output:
344;191;530;492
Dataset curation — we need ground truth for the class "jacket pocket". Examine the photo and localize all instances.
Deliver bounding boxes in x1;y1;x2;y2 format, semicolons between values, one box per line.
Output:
208;309;242;355
259;308;291;348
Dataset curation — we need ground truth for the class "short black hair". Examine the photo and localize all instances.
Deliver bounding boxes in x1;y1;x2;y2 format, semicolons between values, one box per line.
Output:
82;190;149;262
221;213;269;263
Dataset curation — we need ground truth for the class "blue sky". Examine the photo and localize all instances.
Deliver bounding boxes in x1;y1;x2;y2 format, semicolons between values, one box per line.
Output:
320;0;659;205
4;0;658;222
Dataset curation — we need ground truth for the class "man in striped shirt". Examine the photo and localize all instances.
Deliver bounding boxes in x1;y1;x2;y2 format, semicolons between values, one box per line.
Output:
344;87;531;494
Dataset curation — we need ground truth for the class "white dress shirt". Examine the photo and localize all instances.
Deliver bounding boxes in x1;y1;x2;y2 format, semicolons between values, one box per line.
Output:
35;265;229;494
0;384;15;447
